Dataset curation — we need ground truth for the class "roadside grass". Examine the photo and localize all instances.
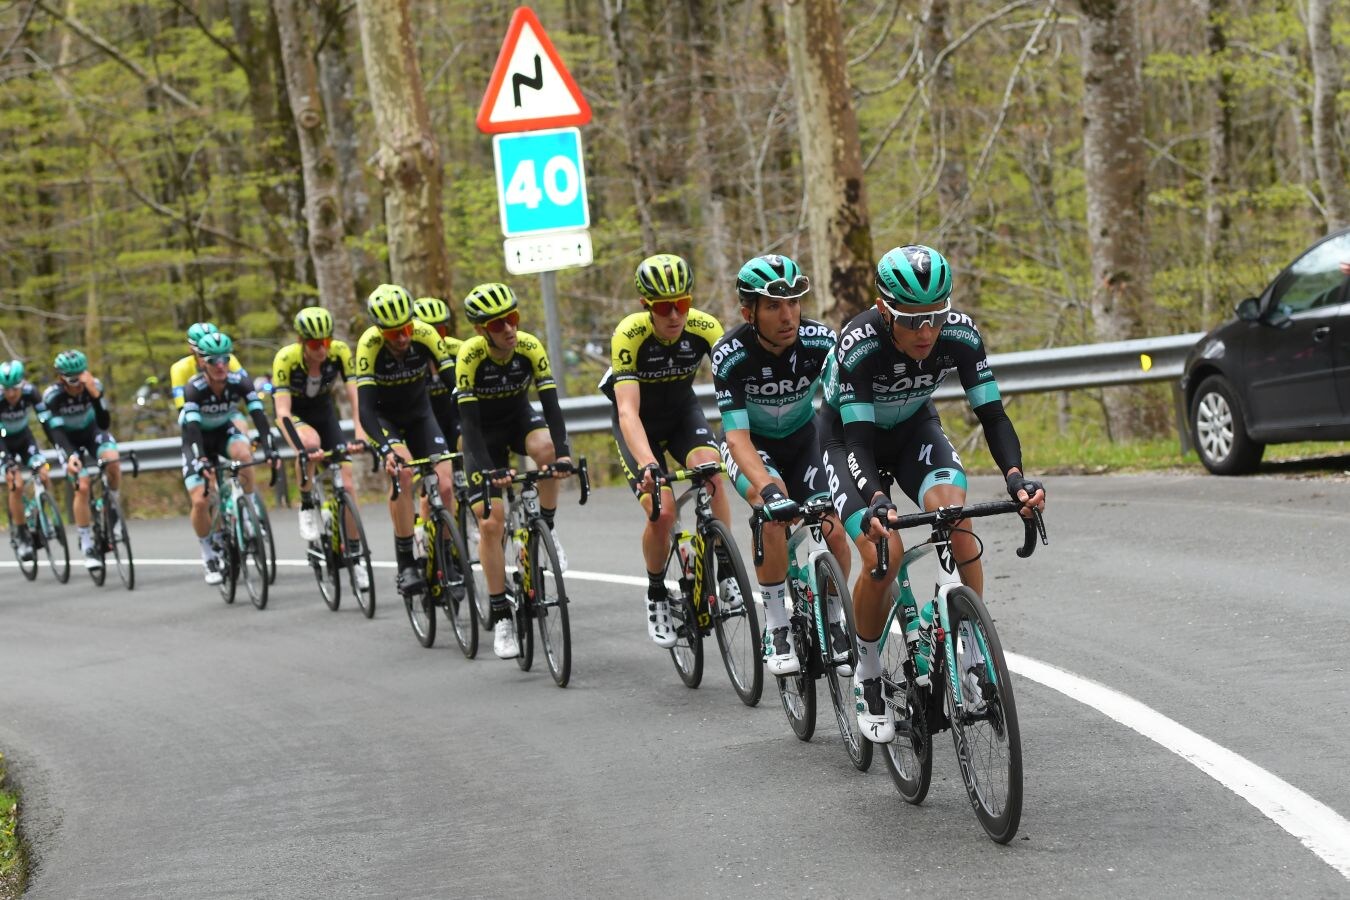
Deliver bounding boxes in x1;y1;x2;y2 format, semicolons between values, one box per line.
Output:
0;752;27;900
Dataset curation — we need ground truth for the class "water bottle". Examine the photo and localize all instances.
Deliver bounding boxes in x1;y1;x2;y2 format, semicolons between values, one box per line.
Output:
412;517;428;561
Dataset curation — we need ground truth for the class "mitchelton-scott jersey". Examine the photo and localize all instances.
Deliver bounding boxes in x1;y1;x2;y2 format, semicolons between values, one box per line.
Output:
712;319;836;439
600;308;723;410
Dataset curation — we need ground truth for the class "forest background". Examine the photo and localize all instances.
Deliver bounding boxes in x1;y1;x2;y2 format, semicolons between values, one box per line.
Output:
1;0;1346;470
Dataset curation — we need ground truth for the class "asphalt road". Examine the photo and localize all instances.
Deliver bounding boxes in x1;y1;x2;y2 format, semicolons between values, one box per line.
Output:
3;474;1349;898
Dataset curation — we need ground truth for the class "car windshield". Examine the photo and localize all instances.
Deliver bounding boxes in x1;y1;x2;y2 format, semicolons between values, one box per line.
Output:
1268;233;1350;313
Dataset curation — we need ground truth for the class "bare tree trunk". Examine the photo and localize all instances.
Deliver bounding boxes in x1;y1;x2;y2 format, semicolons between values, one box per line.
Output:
273;0;357;324
783;0;874;324
1076;0;1148;440
1307;0;1349;228
924;0;973;292
356;0;451;300
599;0;658;254
687;0;734;317
1200;0;1232;326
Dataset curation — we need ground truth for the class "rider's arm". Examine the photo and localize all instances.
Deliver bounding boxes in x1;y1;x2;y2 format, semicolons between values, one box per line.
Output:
238;380;274;454
179;382;205;456
951;321;1024;477
36;388;76;455
831;347;886;502
454;340;493;472
86;377;112;430
614;381;658;468
523;336;570;459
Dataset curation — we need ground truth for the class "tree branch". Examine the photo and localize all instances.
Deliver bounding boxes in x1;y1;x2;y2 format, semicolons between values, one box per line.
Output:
0;0;37;62
168;0;248;70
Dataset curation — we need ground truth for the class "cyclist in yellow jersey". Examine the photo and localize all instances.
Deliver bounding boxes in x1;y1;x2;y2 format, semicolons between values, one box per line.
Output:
355;284;457;595
456;282;573;660
272;308;368;585
599;254;737;649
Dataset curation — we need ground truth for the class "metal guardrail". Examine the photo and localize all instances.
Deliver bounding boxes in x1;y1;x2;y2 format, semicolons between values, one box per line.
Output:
105;331;1205;473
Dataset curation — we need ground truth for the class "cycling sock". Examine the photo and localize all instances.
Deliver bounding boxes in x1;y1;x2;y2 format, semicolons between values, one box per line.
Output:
855;635;882;680
490;592;509;624
540;506;556;529
760;581;788;630
199;535;216;560
300;491;315;510
78;525;92;550
395;534;414;569
647;569;666;601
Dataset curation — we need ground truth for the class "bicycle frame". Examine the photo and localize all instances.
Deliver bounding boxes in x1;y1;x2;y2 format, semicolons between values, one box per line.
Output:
783;498;840;660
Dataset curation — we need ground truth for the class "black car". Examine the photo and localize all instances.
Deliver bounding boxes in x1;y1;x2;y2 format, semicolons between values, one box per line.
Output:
1181;228;1350;474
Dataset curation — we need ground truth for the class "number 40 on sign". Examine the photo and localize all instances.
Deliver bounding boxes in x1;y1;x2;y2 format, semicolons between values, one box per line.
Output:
492;127;590;238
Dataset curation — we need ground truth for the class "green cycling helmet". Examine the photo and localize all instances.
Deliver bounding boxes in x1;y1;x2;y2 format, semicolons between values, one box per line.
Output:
464;283;518;324
875;245;952;310
0;360;24;388
413;296;451;326
186;321;218;352
367;284;414;328
293;306;334;340
634;253;692;301
196;331;234;358
736;254;809;305
54;349;88;376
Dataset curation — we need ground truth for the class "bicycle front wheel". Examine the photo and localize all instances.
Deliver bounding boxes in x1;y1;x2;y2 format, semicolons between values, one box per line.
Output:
106;495;134;590
816;554;871;772
706;520;762;707
879;607;932;804
337;495;375;619
944;586;1022;844
236;498;269;610
435;510;477;659
252;497;277;586
777;594;816;741
14;521;38;580
529;522;571;687
459;499;493;632
88;510;107;586
311;530;340;611
664;535;703;688
38;492;69;584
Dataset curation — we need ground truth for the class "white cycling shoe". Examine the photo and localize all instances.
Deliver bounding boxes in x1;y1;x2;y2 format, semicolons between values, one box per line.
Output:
764;626;800;677
493;618;520;659
647;598;677;649
297;508;320;542
352;562;370;591
854;674;895;743
202;556;223;585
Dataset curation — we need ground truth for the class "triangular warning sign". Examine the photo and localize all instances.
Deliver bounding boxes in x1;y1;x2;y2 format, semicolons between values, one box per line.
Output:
477;7;592;134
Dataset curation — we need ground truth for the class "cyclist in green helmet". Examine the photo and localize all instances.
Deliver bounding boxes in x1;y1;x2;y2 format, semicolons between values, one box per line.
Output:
1;359;55;561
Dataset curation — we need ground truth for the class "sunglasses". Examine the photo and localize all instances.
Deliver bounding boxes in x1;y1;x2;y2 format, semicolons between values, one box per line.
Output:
303;337;331;351
204;355;231;367
748;275;810;300
381;323;414;340
484;310;520;333
886;300;951;331
645;296;692;318
60;374;83;385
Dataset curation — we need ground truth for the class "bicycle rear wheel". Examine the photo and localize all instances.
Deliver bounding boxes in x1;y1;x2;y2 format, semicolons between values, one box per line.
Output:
513;586;534;671
405;557;437;648
529;522;571;687
236;499;269;610
706;520;762;707
665;535;703;688
816;554;871;772
106;495;134;590
459;498;493;632
14;520;38;580
311;532;340;610
38;492;69;584
944;586;1022;843
777;597;816;741
252;495;277;586
337;495;375;619
879;606;932;804
435;510;477;659
218;528;239;605
88;509;107;586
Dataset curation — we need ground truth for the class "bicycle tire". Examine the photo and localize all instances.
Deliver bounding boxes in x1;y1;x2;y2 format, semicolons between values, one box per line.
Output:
253;496;277;586
777;589;816;741
665;534;703;688
219;525;239;605
879;603;932;804
816;554;871;772
88;504;107;586
514;585;535;671
459;498;494;632
107;494;134;590
944;586;1022;843
14;517;38;580
236;497;269;610
436;509;477;659
38;491;69;583
706;520;763;707
312;529;340;611
529;522;571;687
337;493;376;619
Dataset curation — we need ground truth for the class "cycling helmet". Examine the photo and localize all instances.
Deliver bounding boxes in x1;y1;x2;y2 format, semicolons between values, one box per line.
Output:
736;254;809;305
367;284;414;328
196;331;234;357
464;283;518;324
875;245;952;309
413;296;451;326
186;321;218;352
54;349;88;376
0;360;24;388
293;306;334;340
634;254;692;300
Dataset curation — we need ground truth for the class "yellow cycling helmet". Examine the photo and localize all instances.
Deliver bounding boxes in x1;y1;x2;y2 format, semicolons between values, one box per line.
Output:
634;253;692;300
366;284;413;328
463;283;518;324
293;306;334;340
413;296;451;326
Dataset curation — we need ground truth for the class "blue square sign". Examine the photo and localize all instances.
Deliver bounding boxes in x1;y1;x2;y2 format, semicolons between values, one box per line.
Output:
493;127;590;237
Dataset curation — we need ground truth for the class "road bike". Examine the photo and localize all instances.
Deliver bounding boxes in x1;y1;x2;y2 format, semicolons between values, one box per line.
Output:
203;458;276;610
78;447;138;590
874;500;1047;844
3;448;68;583
282;419;377;618
477;460;590;688
750;495;870;770
391;454;477;656
650;461;762;706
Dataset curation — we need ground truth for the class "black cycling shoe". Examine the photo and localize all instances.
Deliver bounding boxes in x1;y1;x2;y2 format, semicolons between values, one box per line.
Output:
397;565;426;595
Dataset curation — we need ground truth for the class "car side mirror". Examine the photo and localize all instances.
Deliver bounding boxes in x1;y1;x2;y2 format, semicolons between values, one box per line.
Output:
1264;303;1293;328
1235;297;1260;321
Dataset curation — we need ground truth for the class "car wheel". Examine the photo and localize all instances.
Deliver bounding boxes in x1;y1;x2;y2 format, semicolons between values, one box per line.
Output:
1190;375;1265;475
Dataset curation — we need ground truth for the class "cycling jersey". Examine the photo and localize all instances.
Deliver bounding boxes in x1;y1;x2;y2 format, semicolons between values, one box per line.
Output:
170;353;244;409
455;330;569;473
39;382;115;461
0;383;42;440
271;341;354;416
712;318;835;439
822;306;1021;507
179;371;273;460
599;308;723;410
353;321;454;454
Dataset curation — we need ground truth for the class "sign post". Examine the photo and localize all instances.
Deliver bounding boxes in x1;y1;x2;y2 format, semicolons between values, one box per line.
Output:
478;7;593;397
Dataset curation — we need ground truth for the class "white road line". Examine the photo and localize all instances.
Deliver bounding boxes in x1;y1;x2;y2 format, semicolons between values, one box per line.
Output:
8;555;1350;880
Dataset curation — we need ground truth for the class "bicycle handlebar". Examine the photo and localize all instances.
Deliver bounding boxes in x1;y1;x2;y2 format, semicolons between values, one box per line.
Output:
748;495;835;567
472;458;589;518
871;500;1047;578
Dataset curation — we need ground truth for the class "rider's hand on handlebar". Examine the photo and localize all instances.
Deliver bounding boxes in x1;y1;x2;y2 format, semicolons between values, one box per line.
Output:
65;454;82;478
1005;470;1046;517
489;467;515;488
757;483;799;523
551;457;575;477
862;493;896;540
638;462;661;495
